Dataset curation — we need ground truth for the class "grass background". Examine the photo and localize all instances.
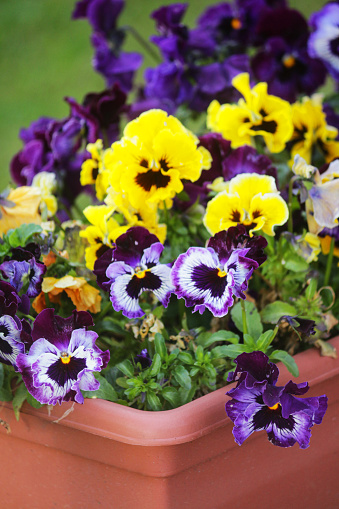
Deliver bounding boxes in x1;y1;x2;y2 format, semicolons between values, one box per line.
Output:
0;0;328;189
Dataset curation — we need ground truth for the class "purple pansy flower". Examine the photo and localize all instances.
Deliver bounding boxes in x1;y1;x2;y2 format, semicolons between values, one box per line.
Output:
105;227;174;319
16;309;110;405
72;0;124;39
251;9;326;102
0;257;46;298
171;226;267;317
308;2;339;81
226;351;327;448
134;349;152;370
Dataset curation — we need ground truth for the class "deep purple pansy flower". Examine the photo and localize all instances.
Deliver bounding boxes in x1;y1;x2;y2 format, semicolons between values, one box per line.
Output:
105;227;174;319
16;309;110;405
308;2;339;81
134;349;152;370
0;314;25;370
251;9;326;102
171;226;267;317
72;0;124;39
226;351;327;448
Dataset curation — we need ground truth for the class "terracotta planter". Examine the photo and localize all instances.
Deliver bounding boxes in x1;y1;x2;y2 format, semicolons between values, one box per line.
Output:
1;337;339;509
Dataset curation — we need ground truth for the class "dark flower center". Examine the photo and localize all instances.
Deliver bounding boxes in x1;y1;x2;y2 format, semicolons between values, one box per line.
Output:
126;271;162;299
330;37;339;57
0;324;10;337
251;120;277;134
47;356;87;387
230;210;241;222
135;170;171;192
0;337;13;355
192;265;227;298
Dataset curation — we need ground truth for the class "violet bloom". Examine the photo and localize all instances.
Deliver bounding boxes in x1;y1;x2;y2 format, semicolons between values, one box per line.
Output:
72;0;124;39
171;226;267;317
308;3;339;81
0;257;46;298
105;227;174;319
226;351;327;448
134;349;152;370
16;309;110;406
251;9;326;102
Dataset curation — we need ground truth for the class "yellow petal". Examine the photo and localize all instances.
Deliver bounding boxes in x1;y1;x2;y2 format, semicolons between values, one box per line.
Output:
249;193;289;235
204;192;244;234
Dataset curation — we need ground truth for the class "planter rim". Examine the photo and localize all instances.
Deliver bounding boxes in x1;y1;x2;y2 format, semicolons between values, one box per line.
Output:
5;337;339;447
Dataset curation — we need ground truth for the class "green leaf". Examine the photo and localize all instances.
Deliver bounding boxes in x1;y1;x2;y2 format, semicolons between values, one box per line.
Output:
0;364;4;388
231;301;263;340
0;388;13;402
211;344;251;359
243;334;257;348
146;391;162;411
256;330;275;353
270;350;299;377
178;351;194;365
149;353;162;377
172;365;191;390
116;359;134;377
190;366;200;377
152;305;164;319
283;252;309;272
8;223;42;248
12;383;29;420
154;333;167;358
82;374;118;402
161;387;181;408
26;393;43;409
261;301;297;324
197;330;240;348
305;279;318;300
115;377;130;389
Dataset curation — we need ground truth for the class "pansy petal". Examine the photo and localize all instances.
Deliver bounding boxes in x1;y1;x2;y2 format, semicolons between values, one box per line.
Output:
110;273;145;318
141;242;164;268
172;246;234;317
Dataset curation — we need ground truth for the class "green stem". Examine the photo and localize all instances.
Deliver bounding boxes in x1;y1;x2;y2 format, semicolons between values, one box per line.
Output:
97;301;113;321
240;299;248;335
162;200;169;226
324;236;335;287
288;175;300;233
124;25;161;64
21;314;35;322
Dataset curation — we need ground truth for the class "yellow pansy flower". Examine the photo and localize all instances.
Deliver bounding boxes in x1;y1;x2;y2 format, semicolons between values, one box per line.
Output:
106;109;211;209
32;172;57;218
0;186;41;235
289;96;339;165
204;173;289;236
80;205;128;270
80;140;112;201
207;73;293;153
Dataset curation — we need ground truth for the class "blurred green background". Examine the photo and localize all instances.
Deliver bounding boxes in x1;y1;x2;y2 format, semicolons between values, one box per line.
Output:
0;0;328;189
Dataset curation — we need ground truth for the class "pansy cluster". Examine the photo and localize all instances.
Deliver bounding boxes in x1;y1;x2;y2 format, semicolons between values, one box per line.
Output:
0;0;338;449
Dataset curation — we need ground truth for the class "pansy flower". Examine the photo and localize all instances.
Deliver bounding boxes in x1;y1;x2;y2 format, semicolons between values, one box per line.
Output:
0;255;46;298
251;8;326;102
308;2;339;81
105;227;174;318
0;186;41;236
204;173;288;236
226;351;327;448
79;205;128;270
16;309;109;405
207;73;293;153
171;225;267;317
289;97;339;166
107;109;211;209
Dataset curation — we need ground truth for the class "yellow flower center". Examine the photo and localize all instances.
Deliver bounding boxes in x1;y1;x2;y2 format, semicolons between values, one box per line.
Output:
283;55;296;68
231;18;242;30
217;269;227;278
135;267;149;279
268;403;280;410
60;352;71;364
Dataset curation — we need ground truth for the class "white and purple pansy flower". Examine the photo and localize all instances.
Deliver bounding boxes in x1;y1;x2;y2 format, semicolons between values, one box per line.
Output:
105;227;174;319
0;314;25;370
171;225;267;317
16;309;110;406
226;351;328;448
